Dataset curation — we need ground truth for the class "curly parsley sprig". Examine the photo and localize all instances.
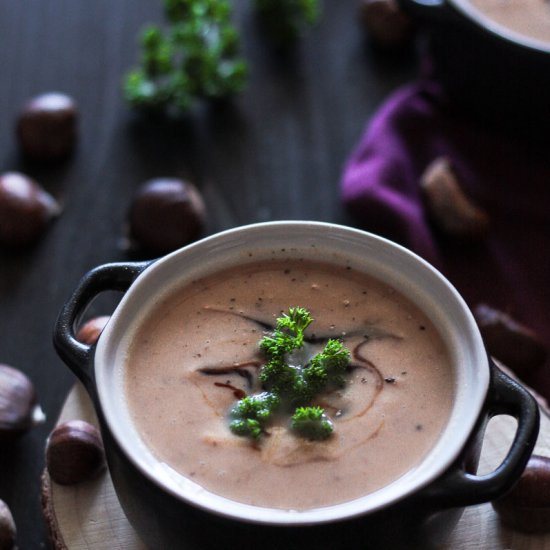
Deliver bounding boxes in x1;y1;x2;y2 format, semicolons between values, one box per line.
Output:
229;307;350;441
259;307;313;357
124;0;247;114
229;393;281;439
291;406;333;440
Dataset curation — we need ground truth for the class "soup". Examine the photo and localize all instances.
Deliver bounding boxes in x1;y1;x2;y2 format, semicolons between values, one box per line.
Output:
466;0;550;45
124;259;454;510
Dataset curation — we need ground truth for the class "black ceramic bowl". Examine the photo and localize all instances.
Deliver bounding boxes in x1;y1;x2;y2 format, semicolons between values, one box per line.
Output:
400;0;550;136
54;222;539;550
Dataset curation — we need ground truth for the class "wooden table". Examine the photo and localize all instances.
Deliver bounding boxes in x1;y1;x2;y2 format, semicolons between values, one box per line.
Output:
0;1;442;548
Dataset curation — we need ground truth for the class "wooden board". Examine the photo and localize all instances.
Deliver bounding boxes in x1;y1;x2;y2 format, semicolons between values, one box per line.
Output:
42;383;550;549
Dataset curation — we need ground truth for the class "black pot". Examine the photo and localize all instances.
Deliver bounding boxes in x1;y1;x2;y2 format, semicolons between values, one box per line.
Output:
400;0;550;137
53;222;540;549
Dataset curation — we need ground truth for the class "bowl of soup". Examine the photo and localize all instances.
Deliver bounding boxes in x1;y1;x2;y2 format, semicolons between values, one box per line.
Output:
399;0;550;136
53;221;539;549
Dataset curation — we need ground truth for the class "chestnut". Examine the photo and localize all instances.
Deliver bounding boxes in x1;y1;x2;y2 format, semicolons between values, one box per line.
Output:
359;0;415;51
76;316;110;346
128;178;206;255
474;304;547;374
492;455;550;533
46;420;106;485
420;157;490;240
0;499;16;550
16;92;78;161
0;172;61;248
0;364;45;442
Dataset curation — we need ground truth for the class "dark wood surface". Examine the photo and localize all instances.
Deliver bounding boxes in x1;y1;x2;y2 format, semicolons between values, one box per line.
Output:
0;2;417;548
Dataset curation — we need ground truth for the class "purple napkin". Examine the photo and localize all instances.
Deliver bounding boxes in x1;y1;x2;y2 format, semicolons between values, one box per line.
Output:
341;80;550;401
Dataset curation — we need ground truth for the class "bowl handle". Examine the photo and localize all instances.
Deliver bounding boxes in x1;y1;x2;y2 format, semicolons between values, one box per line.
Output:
53;261;152;391
421;358;540;507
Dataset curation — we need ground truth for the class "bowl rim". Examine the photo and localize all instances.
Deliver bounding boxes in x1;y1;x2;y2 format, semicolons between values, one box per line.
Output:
94;221;489;525
450;0;550;54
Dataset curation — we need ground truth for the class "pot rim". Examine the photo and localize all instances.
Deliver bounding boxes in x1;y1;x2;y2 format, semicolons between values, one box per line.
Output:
94;221;489;525
449;0;550;54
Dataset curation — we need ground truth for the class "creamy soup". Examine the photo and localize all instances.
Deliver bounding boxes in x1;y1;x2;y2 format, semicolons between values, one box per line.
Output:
124;259;454;510
466;0;550;45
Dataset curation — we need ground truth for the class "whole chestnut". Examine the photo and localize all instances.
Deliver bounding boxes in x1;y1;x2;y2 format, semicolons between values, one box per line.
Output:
492;455;550;533
16;92;78;161
128;178;206;255
474;303;547;374
420;157;490;240
0;364;44;442
76;316;110;346
46;420;106;485
0;499;16;550
0;172;60;248
359;0;415;51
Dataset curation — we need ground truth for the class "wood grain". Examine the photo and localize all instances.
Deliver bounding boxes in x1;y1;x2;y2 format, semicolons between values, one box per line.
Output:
42;383;550;549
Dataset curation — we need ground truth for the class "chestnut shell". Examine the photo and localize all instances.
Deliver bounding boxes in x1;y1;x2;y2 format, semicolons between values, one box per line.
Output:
75;316;110;346
0;499;16;550
128;178;206;255
46;420;106;485
420;157;490;240
492;455;550;533
16;92;78;161
0;364;40;442
474;304;547;374
359;0;415;51
0;172;60;248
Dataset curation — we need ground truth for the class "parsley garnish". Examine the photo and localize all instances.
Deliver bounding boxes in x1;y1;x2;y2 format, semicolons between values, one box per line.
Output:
229;307;350;440
124;0;247;114
291;406;333;440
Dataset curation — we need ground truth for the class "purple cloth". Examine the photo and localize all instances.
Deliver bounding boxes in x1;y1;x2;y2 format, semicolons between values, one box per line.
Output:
341;81;550;400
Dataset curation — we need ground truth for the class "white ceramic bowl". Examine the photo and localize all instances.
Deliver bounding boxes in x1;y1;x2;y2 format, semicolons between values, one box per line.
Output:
54;222;539;549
